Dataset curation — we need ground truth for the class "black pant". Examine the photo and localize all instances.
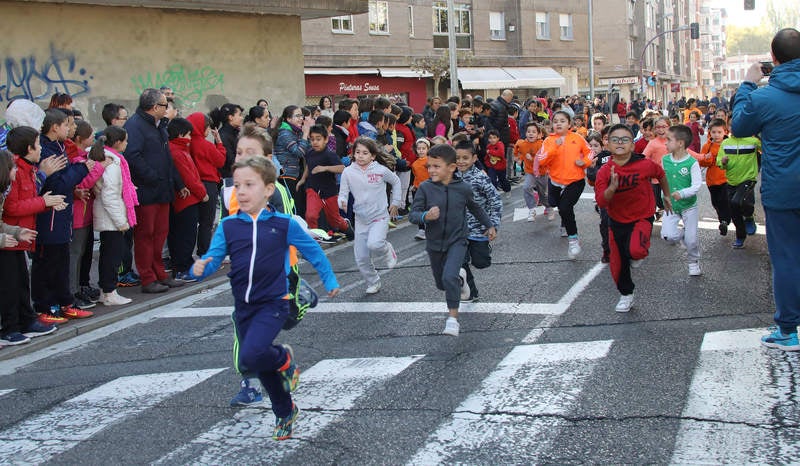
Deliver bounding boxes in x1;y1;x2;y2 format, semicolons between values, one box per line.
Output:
168;203;199;274
462;239;492;297
599;207;610;255
119;228;134;276
487;168;511;192
80;225;94;286
31;242;72;313
708;183;731;224
428;240;469;309
609;220;636;295
728;181;756;240
196;180;219;256
548;179;585;236
99;231;125;293
0;250;38;334
281;177;306;218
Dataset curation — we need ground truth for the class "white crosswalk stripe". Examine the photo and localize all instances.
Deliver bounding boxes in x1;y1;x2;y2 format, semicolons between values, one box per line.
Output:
0;368;225;465
671;328;800;464
0;389;13;399
155;356;423;465
408;340;614;465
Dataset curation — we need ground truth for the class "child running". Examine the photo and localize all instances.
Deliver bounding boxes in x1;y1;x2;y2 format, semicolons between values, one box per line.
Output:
411;138;431;240
410;143;496;336
718;131;761;248
191;156;339;441
538;110;592;259
338;137;402;294
513;122;546;222
594;124;672;312
585;130;612;262
454;140;502;302
484;129;510;193
698;118;732;236
661;124;703;276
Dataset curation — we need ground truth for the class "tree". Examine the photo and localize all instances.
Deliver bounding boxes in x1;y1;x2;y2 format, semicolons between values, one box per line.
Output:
765;0;800;32
410;50;473;98
726;24;773;55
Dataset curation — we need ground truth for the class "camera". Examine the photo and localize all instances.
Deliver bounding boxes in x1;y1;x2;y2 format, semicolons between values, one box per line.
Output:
760;61;774;76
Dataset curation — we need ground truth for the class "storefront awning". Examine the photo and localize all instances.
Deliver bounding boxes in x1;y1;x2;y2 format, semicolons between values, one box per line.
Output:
458;67;565;90
305;67;431;78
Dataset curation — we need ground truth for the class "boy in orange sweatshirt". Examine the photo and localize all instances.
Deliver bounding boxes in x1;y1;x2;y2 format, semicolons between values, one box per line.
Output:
514;122;547;221
697;118;731;235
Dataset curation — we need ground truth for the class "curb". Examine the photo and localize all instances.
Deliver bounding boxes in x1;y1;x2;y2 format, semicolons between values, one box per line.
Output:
0;274;230;362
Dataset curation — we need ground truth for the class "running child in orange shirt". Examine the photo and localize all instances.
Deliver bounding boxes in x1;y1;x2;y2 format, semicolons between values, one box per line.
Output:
698;118;731;236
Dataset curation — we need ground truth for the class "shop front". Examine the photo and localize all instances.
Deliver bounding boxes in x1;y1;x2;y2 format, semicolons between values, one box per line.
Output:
305;68;430;112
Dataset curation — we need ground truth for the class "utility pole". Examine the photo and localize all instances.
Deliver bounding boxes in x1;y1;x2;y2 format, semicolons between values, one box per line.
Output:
447;0;458;97
588;0;595;100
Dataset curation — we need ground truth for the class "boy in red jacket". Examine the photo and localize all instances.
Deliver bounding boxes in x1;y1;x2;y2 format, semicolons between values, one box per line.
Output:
484;129;510;193
167;118;208;282
594;124;672;313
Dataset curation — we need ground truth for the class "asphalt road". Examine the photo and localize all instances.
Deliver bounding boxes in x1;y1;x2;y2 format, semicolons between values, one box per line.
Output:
1;181;794;465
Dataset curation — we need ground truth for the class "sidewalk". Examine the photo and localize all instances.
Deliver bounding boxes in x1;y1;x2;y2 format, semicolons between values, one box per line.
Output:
0;271;230;362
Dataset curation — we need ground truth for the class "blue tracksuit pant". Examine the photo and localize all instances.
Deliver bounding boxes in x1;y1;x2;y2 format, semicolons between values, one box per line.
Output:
765;208;800;333
233;299;293;417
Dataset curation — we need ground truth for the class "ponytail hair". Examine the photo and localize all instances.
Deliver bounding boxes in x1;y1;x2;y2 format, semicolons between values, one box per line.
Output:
88;136;107;162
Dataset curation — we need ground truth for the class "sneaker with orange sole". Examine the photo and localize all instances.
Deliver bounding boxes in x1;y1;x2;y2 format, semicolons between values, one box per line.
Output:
38;313;68;325
60;305;94;319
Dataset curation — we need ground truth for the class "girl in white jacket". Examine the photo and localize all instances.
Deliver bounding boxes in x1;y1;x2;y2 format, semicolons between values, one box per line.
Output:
90;127;138;305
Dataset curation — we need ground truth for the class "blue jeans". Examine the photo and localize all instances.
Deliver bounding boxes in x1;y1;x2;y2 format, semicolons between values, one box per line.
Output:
765;208;800;333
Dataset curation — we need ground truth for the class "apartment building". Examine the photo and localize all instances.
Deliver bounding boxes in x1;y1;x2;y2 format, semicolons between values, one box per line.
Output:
301;0;590;109
698;3;728;96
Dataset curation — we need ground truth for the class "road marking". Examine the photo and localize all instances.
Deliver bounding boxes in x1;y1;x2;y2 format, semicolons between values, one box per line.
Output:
408;340;613;465
522;262;606;343
0;368;225;464
670;328;798;465
155;356;423;465
655;219;766;236
0;389;13;398
161;301;567;318
0;283;232;377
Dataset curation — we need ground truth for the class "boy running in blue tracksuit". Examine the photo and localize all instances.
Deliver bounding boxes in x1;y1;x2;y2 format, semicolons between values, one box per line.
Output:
191;156;339;441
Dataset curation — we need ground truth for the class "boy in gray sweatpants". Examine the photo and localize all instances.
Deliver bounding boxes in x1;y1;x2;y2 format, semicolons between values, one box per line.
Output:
410;144;496;336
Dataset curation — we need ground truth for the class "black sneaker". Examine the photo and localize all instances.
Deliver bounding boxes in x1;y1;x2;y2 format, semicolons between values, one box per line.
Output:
73;294;97;310
142;282;169;293
23;321;57;338
1;332;31;346
81;285;101;302
159;277;186;288
718;221;728;236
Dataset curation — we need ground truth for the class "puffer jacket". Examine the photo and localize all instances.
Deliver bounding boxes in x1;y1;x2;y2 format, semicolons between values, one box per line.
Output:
93;151;129;232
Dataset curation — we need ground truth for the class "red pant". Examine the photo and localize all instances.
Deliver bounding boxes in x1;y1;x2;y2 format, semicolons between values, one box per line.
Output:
608;218;652;295
134;203;170;286
305;190;348;231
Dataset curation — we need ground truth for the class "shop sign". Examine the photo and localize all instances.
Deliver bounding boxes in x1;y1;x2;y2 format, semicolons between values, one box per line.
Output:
339;81;382;93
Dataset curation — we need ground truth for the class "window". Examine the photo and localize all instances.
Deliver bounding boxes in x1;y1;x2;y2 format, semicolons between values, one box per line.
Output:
629;40;635;60
408;5;415;37
489;11;505;40
432;2;472;49
536;12;549;39
369;0;389;35
331;15;353;33
559;14;573;40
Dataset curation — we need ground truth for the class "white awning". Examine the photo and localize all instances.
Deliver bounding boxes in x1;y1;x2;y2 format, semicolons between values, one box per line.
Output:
305;68;378;75
458;67;565;90
378;68;432;78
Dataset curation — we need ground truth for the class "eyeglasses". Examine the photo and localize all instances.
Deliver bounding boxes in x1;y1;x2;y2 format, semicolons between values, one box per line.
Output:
292;114;304;118
654;124;669;129
608;136;632;144
156;103;168;108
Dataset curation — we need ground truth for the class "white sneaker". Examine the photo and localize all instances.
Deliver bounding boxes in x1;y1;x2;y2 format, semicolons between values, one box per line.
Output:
568;237;581;260
527;209;536;222
365;281;381;294
630;259;643;269
560;227;568;237
459;268;470;301
547;207;557;221
385;243;397;269
688;262;702;276
442;317;460;336
615;294;634;312
414;229;426;240
100;290;132;306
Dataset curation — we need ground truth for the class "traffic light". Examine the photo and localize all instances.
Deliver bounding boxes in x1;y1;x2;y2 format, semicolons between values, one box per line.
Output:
744;0;755;10
690;22;699;40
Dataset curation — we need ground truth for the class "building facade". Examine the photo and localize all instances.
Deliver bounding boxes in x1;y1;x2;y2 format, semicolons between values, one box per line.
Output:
301;0;593;108
0;0;366;127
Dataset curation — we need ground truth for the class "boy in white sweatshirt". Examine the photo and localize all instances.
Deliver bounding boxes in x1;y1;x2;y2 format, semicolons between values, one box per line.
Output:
338;137;402;294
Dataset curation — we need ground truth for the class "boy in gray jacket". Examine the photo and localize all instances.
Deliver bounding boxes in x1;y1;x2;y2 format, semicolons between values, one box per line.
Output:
410;144;497;336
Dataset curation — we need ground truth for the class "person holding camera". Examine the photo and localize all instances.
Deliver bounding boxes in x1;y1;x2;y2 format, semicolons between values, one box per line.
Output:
731;28;800;351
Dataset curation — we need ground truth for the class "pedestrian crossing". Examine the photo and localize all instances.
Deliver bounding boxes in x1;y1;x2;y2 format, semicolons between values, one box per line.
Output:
0;328;795;464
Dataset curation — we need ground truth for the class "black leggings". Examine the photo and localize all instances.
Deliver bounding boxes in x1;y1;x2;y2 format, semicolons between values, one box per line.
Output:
548;179;586;236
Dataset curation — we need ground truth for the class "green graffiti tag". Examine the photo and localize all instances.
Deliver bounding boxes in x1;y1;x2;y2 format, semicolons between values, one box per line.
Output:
131;64;223;108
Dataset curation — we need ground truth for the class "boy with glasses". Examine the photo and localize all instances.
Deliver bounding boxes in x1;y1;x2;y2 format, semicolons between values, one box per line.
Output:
594;124;672;313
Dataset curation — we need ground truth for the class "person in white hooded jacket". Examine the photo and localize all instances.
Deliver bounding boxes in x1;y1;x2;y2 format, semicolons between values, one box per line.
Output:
90;127;138;306
338;137;402;294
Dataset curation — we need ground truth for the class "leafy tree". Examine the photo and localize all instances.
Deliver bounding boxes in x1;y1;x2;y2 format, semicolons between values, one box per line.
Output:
411;50;473;97
726;25;773;55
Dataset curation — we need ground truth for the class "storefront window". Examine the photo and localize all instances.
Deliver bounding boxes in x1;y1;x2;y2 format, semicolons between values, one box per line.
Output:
432;2;472;49
369;1;389;35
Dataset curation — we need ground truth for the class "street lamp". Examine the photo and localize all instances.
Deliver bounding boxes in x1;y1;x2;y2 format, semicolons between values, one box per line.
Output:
639;24;694;95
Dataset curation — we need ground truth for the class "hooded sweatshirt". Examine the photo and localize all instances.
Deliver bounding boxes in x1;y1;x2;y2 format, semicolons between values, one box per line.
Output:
186;112;226;183
409;176;492;252
338;160;401;222
0;99;46;151
169;138;207;213
731;58;800;210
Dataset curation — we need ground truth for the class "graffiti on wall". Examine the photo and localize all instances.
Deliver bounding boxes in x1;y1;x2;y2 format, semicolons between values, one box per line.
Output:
0;44;92;103
131;64;224;109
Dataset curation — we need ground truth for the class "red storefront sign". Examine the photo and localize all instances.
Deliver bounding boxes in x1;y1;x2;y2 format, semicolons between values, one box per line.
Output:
305;74;428;112
670;82;681;93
